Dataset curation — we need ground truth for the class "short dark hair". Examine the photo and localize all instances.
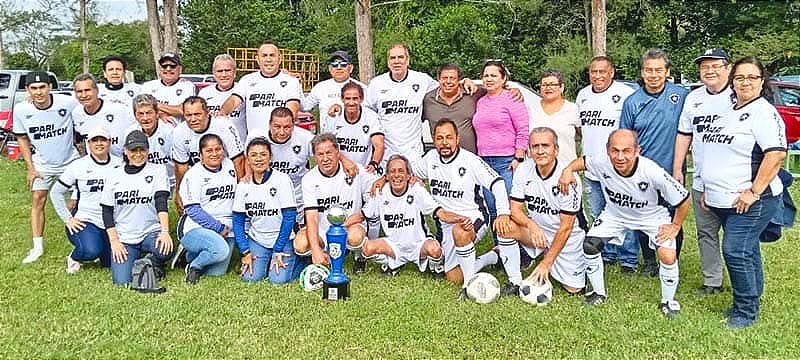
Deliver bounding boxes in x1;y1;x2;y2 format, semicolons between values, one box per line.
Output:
590;55;614;68
433;118;458;135
437;63;462;79
199;133;223;152
259;39;280;49
270;106;294;123
72;73;98;90
640;48;671;69
102;55;127;71
311;133;339;154
182;96;208;112
340;81;364;99
539;68;564;84
246;136;272;154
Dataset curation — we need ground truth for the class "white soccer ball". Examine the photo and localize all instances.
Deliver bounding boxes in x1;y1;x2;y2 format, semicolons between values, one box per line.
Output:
299;264;330;292
519;279;553;306
465;272;501;304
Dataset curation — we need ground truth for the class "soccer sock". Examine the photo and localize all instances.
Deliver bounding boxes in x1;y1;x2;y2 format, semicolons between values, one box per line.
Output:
474;249;499;271
455;242;476;288
428;255;444;273
498;238;522;285
659;261;679;303
367;218;380;239
347;237;367;260
32;237;44;250
585;252;607;297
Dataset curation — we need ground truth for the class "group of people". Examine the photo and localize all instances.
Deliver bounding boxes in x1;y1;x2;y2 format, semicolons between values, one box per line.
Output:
12;40;787;329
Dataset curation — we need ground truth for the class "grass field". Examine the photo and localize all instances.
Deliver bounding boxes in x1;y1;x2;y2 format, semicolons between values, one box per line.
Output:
1;157;799;359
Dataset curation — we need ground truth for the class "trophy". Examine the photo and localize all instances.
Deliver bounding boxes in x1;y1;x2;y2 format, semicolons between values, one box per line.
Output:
323;206;350;300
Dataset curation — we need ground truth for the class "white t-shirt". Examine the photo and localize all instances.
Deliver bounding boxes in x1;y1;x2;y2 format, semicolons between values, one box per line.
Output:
362;183;440;242
365;70;438;160
171;116;245;166
98;83;141;109
700;97;786;207
576;81;635;181
301;163;376;235
178;158;237;234
528;100;581;165
198;84;247;142
12;94;80;174
72;100;136;158
100;162;170;244
303;77;367;134
140;78;196;114
332;106;385;166
232;71;303;134
125;122;176;187
57;154;123;228
267;128;314;206
232;170;296;248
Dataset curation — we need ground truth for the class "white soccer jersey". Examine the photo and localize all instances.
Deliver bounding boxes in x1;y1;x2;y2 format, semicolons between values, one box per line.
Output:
125;122;176;186
267;128;314;206
232;170;296;248
332;106;385;166
365;70;438;160
72;100;136;157
232;71;303;134
57;154;123;228
171;116;245;166
363;183;439;243
413;148;509;219
302;163;376;235
140;78;196;112
100;162;170;244
677;86;736;191
98;82;141;109
585;154;689;225
198;84;247;141
700;97;786;208
576;81;635;181
12;94;80;174
178;158;237;234
303;77;367;134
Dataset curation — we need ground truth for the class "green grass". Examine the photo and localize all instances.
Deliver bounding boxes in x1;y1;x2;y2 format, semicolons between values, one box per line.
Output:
1;157;799;359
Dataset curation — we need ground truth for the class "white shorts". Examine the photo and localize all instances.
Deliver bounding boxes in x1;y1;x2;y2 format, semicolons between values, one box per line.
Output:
439;213;488;272
34;173;61;192
587;212;677;250
317;223;366;247
522;245;586;289
381;233;430;271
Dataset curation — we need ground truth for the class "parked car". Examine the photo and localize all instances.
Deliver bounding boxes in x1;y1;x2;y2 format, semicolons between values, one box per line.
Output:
296;111;317;134
1;70;61;154
182;74;215;91
767;79;800;143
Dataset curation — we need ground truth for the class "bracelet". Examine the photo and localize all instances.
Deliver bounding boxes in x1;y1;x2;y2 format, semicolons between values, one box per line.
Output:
749;189;761;200
369;160;380;168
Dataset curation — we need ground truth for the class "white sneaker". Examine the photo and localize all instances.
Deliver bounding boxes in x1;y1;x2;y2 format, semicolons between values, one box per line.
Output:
66;255;81;274
22;248;43;264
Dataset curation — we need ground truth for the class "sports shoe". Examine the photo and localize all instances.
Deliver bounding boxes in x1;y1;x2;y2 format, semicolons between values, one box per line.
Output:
727;316;756;329
499;281;520;296
455;287;469;301
185;265;201;285
695;285;723;295
620;266;636;274
380;263;402;277
660;300;681;319
66;255;81;274
170;244;188;270
353;258;367;274
429;260;445;279
723;307;735;318
584;291;607;306
603;259;619;267
22;247;44;264
641;262;659;278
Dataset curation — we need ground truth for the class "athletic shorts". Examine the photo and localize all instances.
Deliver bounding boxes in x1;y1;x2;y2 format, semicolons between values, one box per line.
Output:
34;172;61;192
521;244;586;289
439;211;488;272
587;212;677;250
380;234;433;272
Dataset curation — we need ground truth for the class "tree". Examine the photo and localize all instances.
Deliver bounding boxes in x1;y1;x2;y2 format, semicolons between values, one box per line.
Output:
355;0;374;82
145;0;178;70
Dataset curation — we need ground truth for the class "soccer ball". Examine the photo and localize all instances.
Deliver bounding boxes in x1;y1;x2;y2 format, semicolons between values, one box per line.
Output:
465;272;501;304
299;264;330;292
519;279;553;306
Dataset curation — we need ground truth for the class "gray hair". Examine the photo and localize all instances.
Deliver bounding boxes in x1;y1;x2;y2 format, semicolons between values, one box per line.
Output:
132;93;159;113
311;133;339;154
529;126;559;146
640;48;671;69
386;154;413;176
212;53;236;70
72;73;98;90
539;69;564;84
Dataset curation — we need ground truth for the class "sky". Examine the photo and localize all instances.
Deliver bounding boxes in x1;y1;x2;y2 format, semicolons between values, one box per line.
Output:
14;0;148;23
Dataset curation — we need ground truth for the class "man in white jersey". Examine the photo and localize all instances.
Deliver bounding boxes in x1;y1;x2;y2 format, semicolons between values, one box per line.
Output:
294;133;378;273
72;73;135;157
333;81;385;173
559;129;690;318
490;127;587;295
673;48;734;296
13;71;80;263
125;94;175;187
140;52;196;122
220;40;303;135
198;53;247;141
575;56;637;271
303;50;366;134
98;56;140;109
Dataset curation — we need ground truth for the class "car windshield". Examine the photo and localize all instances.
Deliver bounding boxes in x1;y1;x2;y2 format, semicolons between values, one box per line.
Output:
0;74;10;90
778;86;800;106
183;76;203;82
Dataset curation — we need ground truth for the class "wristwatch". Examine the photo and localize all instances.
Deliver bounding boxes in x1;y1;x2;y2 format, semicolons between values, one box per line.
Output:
514;156;525;163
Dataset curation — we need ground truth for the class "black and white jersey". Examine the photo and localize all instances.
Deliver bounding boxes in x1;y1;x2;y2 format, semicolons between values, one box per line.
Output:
700;97;786;207
412;148;508;219
365;70;438;160
57;154;123;228
178;158;237;234
198;84;247;142
363;183;439;242
232;170;296;248
12;94;80;174
98;83;141;109
303;77;367;134
677;86;736;191
576;81;635;181
232;71;303;134
72;100;136;158
302;163;376;234
125;122;176;186
140;79;196;113
332;106;385;166
171;116;244;166
267;128;314;206
585;154;689;225
100;162;170;244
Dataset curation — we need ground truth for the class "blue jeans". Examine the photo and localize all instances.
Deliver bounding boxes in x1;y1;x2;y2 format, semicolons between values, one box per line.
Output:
66;222;111;267
111;231;175;285
182;227;233;276
585;179;639;267
481;156;514;242
242;239;305;284
710;195;779;323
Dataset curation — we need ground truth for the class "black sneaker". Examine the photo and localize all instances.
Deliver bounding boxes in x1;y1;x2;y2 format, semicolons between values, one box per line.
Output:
499;281;520;296
185;266;201;285
380;263;403;277
641;263;659;278
455;287;469;301
620;266;637;274
603;259;619;267
695;285;723;295
584;291;607;306
660;300;681;319
353;258;367;274
170;244;188;270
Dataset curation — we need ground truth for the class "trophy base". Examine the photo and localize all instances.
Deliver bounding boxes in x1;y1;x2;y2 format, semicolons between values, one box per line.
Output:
322;280;350;301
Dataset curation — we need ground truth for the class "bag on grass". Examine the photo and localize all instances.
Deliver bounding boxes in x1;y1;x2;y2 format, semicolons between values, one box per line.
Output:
130;257;166;294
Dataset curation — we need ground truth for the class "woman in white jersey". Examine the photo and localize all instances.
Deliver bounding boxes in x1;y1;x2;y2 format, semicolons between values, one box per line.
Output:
101;130;174;285
232;137;300;283
50;126;122;273
528;69;581;165
178;134;237;284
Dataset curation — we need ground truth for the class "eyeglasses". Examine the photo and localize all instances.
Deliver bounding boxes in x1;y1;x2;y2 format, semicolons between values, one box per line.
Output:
700;64;727;72
160;64;178;70
330;61;349;68
540;83;561;88
732;75;762;83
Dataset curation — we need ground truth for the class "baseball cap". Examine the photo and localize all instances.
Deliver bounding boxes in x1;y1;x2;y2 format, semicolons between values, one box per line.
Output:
329;50;351;63
124;130;149;150
158;52;181;66
694;48;729;64
87;126;110;140
25;71;50;86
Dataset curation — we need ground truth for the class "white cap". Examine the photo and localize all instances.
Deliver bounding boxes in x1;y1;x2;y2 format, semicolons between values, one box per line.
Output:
87;125;110;140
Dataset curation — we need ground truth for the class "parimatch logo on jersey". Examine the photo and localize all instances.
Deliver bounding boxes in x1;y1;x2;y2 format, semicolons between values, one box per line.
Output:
385;213;415;228
380;99;420;115
245;202;279;217
249;93;287;108
28;124;69;140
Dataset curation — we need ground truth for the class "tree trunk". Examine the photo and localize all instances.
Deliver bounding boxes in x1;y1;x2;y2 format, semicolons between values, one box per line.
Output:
80;0;89;74
584;0;592;52
162;0;178;53
354;0;374;83
145;0;162;70
591;0;606;57
0;30;5;70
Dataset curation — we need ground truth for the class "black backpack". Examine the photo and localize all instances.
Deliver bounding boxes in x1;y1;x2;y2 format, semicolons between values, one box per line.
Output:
130;257;166;294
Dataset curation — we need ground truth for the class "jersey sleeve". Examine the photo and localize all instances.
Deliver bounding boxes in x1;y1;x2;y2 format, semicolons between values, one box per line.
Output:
677;97;694;135
415;184;441;215
368;113;385;136
57;161;79;188
287;78;303;103
154;164;170;193
619;96;636;130
220;121;245;158
170;129;190;164
583;155;602;180
231;79;247;101
278;174;298;209
364;83;379;112
556;183;582;215
301;175;321;211
361;190;380;219
178;168;202;206
301;87;320;111
11;109;26;135
411;155;429;179
753;107;788;152
425;74;439;93
509;164;527;201
652;163;689;207
232;182;248;213
100;177;116;207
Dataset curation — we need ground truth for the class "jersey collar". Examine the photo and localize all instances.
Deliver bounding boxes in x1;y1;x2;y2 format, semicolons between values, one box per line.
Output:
33;94;55;111
253;170;272;185
84;98;105;116
535;159;558;180
160;78;178;87
90;153;111;165
733;95;763;111
215;83;233;92
344;106;363;124
319;162;342;178
192;117;212;134
105;82;123;91
439;147;461;164
259;70;280;79
390;71;409;83
390;183;410;197
613;157;639;178
268;131;291;145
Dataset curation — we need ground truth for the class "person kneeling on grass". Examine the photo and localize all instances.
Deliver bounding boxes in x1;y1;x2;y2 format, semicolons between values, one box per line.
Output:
101;130;174;285
178;134;237;285
233;137;300;283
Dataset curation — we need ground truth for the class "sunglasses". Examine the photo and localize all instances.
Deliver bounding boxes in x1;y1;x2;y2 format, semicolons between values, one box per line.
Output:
330;61;349;68
160;63;178;69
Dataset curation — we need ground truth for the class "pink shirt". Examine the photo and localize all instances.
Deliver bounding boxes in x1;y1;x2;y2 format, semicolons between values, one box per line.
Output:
472;90;529;157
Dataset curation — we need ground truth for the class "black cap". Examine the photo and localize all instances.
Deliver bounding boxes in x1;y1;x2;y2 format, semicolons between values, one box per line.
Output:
158;52;181;66
694;48;729;64
329;50;351;63
25;71;50;86
124;130;149;150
